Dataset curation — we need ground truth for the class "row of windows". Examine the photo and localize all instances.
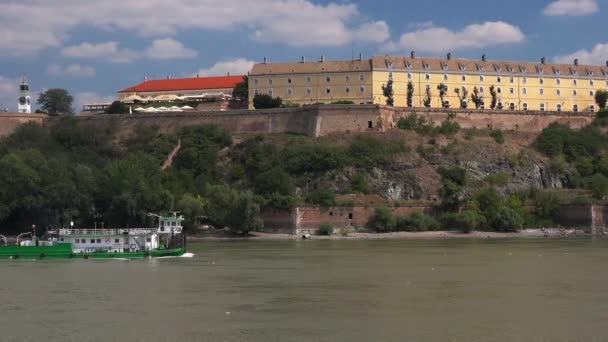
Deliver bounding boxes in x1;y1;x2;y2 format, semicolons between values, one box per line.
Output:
424;84;596;97
73;238;118;244
410;73;608;86
439;101;595;113
255;86;367;97
254;74;366;86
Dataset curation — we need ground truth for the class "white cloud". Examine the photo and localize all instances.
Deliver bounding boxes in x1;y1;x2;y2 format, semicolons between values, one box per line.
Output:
143;39;197;60
61;42;138;63
74;92;115;112
386;21;525;54
553;43;608;65
0;0;389;56
544;0;599;16
195;58;255;77
47;64;96;78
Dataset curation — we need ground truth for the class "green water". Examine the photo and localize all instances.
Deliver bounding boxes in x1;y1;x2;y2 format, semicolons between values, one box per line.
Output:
1;239;607;342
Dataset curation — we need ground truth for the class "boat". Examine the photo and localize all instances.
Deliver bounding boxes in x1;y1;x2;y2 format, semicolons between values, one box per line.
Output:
0;213;188;260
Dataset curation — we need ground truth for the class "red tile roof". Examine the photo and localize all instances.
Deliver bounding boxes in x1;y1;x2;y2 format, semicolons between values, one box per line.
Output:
119;75;245;93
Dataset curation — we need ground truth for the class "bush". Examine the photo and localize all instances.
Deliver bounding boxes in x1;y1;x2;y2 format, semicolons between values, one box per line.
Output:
438;120;460;136
441;211;482;233
491;207;524;232
254;169;295;197
490;130;504;144
368;207;395;233
253;94;282;109
305;188;337;207
348;135;408;168
317;222;334;236
533;190;561;221
394;212;440;232
331;100;355;105
106;101;129;114
350;173;369;194
587;174;608;199
484;172;511;187
397;113;435;134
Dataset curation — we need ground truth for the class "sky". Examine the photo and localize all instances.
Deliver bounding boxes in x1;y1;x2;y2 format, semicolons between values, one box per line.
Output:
0;0;607;111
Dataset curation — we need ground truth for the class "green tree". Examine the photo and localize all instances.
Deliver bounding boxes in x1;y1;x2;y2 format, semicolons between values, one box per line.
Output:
176;193;207;231
489;85;498;110
471;86;483;109
232;76;249;102
439;167;468;212
454;86;468;109
106;101;129;114
253;94;283;109
382;79;395;106
368;206;395;232
588;174;608;199
492;207;524;232
437;83;448;108
442;211;482;233
204;184;263;233
595;89;608;109
423;87;432;108
406;81;414;107
37;88;74;116
305;188;336;207
254;169;295;197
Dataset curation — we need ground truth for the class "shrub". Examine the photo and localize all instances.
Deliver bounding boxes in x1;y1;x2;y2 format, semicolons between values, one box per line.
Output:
253;94;282;109
106;101;129;114
490;130;505;144
576;157;595;177
348;135;408;168
396;113;435;134
491;207;524;232
464;128;479;140
368;207;395;233
394;212;440;232
438;120;460;136
350;173;369;194
533;190;561;221
317;222;334;236
254;169;295;197
484;172;511;187
331;100;355;105
441;211;482;233
305;188;337;207
587;174;608;200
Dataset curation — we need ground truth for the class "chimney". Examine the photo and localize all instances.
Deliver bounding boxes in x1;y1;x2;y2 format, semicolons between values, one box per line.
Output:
263;56;268;64
541;57;546;64
410;51;416;59
447;52;452;60
227;72;230;76
482;54;487;62
301;56;305;63
321;55;325;62
574;58;579;66
359;53;362;61
605;60;607;67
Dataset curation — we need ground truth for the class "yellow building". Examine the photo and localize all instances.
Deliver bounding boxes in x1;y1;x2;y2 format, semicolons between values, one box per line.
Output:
249;54;608;112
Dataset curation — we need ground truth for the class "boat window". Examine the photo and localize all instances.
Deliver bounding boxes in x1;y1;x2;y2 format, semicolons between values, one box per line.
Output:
96;239;101;243
90;239;95;243
146;238;151;242
114;239;119;243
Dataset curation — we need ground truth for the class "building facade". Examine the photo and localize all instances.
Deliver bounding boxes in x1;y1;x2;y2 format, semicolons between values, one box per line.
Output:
249;54;608;112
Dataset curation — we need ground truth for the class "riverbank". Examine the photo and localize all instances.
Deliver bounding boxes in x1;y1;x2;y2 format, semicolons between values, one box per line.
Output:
188;228;593;241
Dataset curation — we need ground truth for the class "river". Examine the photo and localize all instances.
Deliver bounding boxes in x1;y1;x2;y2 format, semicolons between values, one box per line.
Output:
1;239;607;342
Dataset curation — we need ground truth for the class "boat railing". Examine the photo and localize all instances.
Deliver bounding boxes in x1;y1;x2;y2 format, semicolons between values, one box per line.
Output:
0;234;6;246
50;228;158;236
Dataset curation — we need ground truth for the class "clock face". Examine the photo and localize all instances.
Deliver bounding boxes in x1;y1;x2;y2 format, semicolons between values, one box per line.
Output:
18;96;27;105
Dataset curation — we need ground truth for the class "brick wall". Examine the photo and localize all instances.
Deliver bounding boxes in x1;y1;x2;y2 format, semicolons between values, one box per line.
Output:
0;112;46;138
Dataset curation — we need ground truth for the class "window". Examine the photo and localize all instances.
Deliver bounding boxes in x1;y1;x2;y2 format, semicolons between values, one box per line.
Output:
522;88;527;95
90;239;95;243
426;84;431;91
590;91;594;97
254;79;259;85
75;239;80;243
510;103;515;110
540;88;544;95
425;74;430;80
573;89;578;96
480;101;485;110
345;75;351;82
510;76;514;83
497;76;502;83
557;89;561;96
540;103;545;111
268;78;273;85
497;101;503;109
479;86;484;93
60;238;64;242
268;89;273;97
146;238;151;242
573;104;579;112
510;88;514;94
444;74;448;81
287;88;293;96
345;87;350;94
306;76;312;83
359;74;365;81
287;77;292;84
114;239;119;243
590;105;596;112
325;76;331;83
557;104;562;112
590;80;594;86
522;77;527;84
359;86;365;93
462;75;466;82
480;75;485;82
573;79;577;85
326;87;331;94
368;121;373;129
557;78;561;85
523;103;528;110
540;78;544;84
254;89;260;96
497;87;502;94
407;73;412;80
96;239;101;243
306;88;312;95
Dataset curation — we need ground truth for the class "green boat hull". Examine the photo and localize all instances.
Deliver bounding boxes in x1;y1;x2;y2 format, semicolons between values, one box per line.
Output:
0;243;186;260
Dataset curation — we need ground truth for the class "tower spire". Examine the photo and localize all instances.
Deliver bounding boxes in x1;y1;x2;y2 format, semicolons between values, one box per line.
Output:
17;73;31;114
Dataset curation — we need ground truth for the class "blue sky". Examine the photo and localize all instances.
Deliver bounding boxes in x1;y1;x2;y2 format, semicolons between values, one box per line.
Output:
0;0;606;111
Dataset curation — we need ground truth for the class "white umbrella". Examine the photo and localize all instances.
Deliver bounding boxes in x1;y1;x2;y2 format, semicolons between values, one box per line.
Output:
181;105;194;109
157;106;169;111
134;107;145;111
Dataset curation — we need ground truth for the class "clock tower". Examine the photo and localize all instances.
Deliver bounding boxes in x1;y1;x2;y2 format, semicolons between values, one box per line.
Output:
17;76;31;114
